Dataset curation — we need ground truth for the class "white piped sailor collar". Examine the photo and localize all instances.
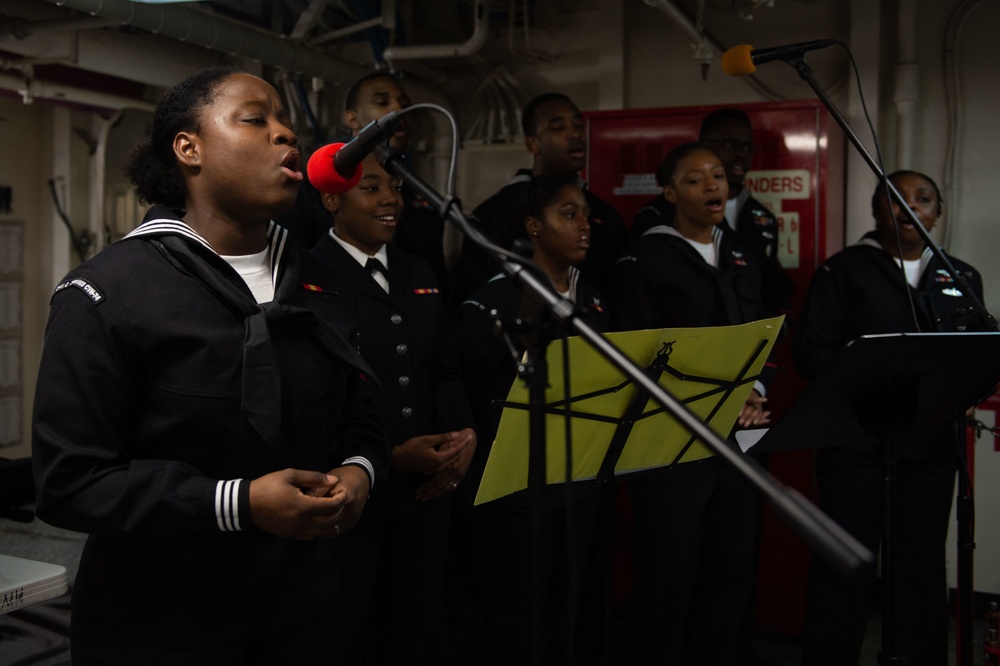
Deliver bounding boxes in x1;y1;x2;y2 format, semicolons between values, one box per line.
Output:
125;215;290;290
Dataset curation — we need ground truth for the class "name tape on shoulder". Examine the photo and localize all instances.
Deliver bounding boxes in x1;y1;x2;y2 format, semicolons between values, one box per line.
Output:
54;278;105;304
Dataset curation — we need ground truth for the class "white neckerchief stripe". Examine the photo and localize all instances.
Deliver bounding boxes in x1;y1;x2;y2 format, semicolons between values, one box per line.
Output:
642;224;724;246
857;236;881;250
215;479;242;532
127;217;289;291
567;266;580;304
918;245;934;280
857;236;936;284
266;220;289;287
125;218;216;253
641;224;722;266
735;187;751;213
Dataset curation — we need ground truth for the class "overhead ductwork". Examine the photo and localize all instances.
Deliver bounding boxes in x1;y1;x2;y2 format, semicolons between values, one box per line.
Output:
41;0;369;84
0;71;156;110
0;14;115;40
382;0;488;64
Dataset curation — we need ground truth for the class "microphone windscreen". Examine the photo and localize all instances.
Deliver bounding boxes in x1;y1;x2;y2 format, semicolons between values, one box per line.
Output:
307;142;363;194
721;44;756;76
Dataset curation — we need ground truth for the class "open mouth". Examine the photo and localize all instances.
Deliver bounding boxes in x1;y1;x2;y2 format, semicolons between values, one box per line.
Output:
280;151;303;182
375;214;397;227
706;197;725;212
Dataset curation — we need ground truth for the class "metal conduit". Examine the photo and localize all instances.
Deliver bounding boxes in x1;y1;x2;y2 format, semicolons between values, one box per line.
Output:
0;15;116;40
43;0;367;83
382;0;488;63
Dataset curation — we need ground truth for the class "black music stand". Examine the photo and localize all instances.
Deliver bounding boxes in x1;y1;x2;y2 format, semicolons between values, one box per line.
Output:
754;331;1000;664
475;319;782;664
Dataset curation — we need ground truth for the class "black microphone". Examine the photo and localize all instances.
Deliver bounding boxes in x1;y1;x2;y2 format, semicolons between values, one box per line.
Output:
721;39;836;75
335;110;402;179
306;110;402;194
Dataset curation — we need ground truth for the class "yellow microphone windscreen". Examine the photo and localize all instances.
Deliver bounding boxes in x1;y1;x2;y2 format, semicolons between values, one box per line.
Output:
721;44;756;76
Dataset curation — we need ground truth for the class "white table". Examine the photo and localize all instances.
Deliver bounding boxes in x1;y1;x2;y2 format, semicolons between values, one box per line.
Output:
0;553;68;614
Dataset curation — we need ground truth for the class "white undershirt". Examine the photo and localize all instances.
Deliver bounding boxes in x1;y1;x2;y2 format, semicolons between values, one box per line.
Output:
221;248;273;303
684;237;718;267
898;258;922;288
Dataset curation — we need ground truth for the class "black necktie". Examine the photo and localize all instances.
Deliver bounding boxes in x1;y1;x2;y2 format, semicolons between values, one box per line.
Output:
365;257;389;291
365;257;388;279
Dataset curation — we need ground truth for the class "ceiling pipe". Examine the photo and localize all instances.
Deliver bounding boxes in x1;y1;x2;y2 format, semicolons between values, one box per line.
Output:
289;0;330;41
941;0;988;251
382;0;487;63
643;0;713;69
642;0;784;100
893;0;918;169
0;71;156;110
43;0;368;83
0;14;116;40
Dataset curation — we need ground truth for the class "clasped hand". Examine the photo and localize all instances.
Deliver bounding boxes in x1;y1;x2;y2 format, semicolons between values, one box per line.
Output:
248;465;370;541
391;428;477;501
737;389;771;428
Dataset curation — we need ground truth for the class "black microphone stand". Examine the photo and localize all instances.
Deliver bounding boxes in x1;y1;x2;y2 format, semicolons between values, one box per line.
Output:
374;144;873;666
779;53;998;666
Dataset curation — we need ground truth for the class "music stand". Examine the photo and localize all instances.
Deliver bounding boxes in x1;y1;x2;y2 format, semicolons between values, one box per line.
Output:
475;317;783;505
754;331;1000;664
375;143;872;666
475;318;782;663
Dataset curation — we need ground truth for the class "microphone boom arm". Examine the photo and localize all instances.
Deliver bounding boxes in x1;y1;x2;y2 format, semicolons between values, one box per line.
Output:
782;54;996;332
373;142;874;580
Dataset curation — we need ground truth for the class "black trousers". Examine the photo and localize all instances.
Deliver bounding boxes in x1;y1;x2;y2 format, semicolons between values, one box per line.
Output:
330;499;451;666
71;611;343;665
800;443;957;666
473;485;603;666
621;456;760;665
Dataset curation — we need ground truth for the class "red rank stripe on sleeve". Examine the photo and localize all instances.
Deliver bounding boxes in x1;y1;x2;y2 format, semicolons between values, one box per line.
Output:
302;283;324;292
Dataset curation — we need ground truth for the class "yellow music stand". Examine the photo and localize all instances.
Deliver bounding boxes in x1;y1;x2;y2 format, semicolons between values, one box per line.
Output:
474;316;784;505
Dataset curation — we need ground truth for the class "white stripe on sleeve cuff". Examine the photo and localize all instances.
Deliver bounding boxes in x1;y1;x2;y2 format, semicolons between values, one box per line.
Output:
342;456;375;492
215;479;242;532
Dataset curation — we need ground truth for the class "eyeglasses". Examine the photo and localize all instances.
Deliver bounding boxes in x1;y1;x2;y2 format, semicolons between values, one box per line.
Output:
704;138;756;154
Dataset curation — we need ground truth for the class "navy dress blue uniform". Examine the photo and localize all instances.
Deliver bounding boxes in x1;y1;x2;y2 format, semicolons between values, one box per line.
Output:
454;269;610;666
795;231;987;666
611;223;769;665
631;189;792;320
450;170;628;311
394;191;450;296
32;208;389;664
612;224;766;331
279;152;450;293
312;231;474;666
456;269;610;490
